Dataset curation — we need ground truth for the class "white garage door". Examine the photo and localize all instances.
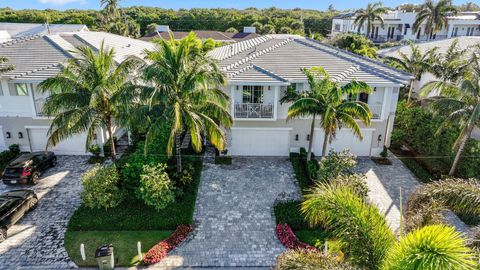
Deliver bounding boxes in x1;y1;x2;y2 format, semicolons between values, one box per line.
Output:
314;128;374;156
0;126;6;151
27;128;88;155
229;128;291;156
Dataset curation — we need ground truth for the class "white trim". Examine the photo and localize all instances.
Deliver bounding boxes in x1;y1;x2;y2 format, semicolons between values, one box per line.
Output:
234;118;277;121
27;84;36;117
32;116;53;120
25;125;49;129
314;127;376;132
227;82;290;86
231;127;293;131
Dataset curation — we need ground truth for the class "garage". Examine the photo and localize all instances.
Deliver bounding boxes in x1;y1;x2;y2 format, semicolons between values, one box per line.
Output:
314;128;374;156
27;127;88;155
229;128;291;156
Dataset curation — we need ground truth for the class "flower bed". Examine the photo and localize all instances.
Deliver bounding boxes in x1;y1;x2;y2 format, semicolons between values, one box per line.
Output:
276;223;316;250
143;224;193;265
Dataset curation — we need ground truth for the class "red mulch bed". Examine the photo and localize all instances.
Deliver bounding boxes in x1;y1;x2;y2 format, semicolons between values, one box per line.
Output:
143;224;193;265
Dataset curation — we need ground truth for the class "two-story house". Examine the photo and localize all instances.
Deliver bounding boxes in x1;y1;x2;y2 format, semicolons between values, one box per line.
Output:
0;32;154;154
208;35;412;156
331;10;480;43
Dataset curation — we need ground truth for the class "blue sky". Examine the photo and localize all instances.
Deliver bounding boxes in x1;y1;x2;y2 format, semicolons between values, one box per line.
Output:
2;0;472;11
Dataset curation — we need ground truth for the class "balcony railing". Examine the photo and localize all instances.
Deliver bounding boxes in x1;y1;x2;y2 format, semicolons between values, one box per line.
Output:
369;35;404;43
34;98;47;116
417;35;448;41
369;104;382;119
234;103;274;119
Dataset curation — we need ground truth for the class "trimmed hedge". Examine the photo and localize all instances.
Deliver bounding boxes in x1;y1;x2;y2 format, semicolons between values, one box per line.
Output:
274;200;311;230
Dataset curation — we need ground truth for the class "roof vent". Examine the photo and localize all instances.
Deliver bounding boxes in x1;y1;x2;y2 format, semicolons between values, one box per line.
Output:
156;25;170;32
243;26;256;34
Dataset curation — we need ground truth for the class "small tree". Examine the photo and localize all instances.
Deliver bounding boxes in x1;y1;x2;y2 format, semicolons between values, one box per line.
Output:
146;23;158;35
136;163;175;211
81;165;123;209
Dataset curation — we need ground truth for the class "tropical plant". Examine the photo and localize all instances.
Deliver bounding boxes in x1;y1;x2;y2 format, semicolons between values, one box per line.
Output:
329;33;377;58
413;0;457;40
382;225;476;270
354;2;387;37
136;163;175;211
274;249;356;270
146;23;158;34
284;67;372;160
225;27;238;33
99;0;139;37
421;45;480;175
302;183;395;270
0;56;13;73
38;42;142;160
81;164;124;209
140;33;232;172
384;43;437;103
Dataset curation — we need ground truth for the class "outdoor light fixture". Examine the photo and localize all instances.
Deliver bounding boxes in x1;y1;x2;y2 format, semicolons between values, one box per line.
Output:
295;134;299;141
18;132;23;139
6;132;11;139
378;134;382;142
307;134;310;141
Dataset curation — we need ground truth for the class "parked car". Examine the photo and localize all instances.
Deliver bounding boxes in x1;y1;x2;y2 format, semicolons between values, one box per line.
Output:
0;189;38;242
1;152;57;185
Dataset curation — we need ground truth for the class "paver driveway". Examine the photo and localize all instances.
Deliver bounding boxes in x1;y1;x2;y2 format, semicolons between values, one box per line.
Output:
0;156;89;269
156;157;301;268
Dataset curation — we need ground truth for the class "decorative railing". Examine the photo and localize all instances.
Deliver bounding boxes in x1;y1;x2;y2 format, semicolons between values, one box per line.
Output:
369;35;404;42
369;104;383;119
34;98;47;116
234;103;274;119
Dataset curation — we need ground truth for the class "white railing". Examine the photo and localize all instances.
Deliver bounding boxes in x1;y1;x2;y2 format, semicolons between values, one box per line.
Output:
234;103;274;119
34;98;47;116
369;104;383;119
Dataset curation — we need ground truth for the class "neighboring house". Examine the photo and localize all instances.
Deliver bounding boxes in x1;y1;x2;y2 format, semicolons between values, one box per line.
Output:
208;35;412;157
0;22;88;43
140;25;259;43
378;36;480;95
331;10;480;43
0;32;154;154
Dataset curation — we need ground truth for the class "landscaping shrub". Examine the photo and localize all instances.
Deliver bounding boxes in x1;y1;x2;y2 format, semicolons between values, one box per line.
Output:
274;201;311;230
382;225;476;270
215;155;232;165
143;224;193;265
81;165;124;209
331;174;369;199
276;223;316;250
313;149;357;183
136;163;175;211
302;184;395;270
274;249;356;270
88;144;101;157
0;144;20;170
289;153;313;192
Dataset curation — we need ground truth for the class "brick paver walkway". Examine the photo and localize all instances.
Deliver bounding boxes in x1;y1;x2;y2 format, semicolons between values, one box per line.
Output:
156;157;301;268
0;156;89;269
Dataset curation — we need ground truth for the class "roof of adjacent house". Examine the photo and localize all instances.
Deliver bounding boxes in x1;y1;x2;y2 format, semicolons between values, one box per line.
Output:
0;22;88;39
208;35;412;86
0;31;155;81
140;30;259;43
377;37;480;58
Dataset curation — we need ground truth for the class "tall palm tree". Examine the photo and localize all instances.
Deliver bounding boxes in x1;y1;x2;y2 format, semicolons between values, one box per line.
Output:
285;67;372;160
413;0;457;40
354;2;387;37
141;33;232;172
423;46;480;175
384;43;437;104
38;42;142;160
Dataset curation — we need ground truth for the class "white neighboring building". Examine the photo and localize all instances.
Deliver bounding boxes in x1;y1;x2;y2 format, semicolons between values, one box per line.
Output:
331;10;480;43
208;35;412;157
0;22;88;43
0;32;154;154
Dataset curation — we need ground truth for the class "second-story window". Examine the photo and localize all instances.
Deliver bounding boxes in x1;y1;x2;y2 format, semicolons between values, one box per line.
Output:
242;85;264;104
8;83;29;96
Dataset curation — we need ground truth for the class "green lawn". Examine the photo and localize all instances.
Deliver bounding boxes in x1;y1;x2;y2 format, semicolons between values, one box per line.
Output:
64;230;172;267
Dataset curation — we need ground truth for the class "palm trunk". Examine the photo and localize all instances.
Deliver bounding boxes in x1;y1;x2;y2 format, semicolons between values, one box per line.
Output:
449;125;473;176
175;132;182;173
306;114;316;161
407;80;414;105
106;116;116;161
322;131;329;158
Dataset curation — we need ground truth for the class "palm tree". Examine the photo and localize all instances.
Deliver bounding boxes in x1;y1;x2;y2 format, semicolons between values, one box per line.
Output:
354;2;387;37
384;43;437;103
413;0;457;40
141;33;232;172
285;67;372;160
38;42;142;160
420;45;478;175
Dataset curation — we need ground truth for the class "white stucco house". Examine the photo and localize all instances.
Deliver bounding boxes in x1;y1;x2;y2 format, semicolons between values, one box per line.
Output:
0;22;89;43
0;31;154;154
331;10;480;43
208;35;412;157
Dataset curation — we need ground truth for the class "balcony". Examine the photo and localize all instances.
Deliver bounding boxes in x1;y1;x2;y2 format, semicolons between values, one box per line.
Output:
34;98;47;117
369;104;382;119
369;35;404;43
234;103;274;119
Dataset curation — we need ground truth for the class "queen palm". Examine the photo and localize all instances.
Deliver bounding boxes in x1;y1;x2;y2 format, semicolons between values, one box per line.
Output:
286;67;372;160
354;2;387;37
413;0;457;40
384;43;437;104
141;33;232;172
424;46;480;175
38;42;142;160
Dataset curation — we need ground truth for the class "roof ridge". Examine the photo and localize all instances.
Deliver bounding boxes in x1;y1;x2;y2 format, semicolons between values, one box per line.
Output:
228;64;289;83
224;38;294;72
212;35;273;60
0;34;41;47
12;63;61;79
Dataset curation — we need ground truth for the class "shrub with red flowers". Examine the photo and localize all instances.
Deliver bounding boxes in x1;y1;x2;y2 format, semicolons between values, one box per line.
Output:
276;223;316;250
143;224;193;265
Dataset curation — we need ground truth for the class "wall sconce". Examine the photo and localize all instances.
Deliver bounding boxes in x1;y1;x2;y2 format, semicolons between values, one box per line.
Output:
267;86;271;90
306;134;310;141
377;134;382;142
236;85;239;90
373;87;377;92
295;134;299;141
18;132;23;139
6;132;11;139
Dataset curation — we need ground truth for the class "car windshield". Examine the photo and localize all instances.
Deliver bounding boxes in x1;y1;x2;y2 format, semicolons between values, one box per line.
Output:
9;155;34;167
0;200;16;216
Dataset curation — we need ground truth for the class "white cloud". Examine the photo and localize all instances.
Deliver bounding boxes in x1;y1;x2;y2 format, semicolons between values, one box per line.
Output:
38;0;87;5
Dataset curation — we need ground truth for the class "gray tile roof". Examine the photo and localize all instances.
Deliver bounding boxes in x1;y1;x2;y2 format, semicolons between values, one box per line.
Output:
0;22;88;39
0;32;154;81
208;35;412;86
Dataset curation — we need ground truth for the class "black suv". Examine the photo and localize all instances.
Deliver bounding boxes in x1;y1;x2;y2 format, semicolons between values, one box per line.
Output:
0;189;38;242
2;152;57;185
